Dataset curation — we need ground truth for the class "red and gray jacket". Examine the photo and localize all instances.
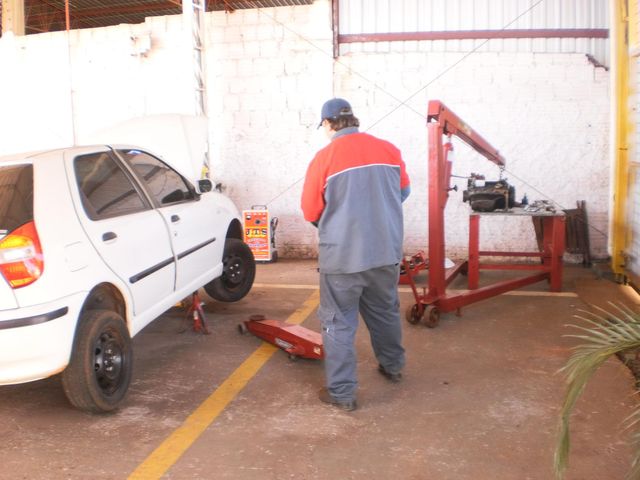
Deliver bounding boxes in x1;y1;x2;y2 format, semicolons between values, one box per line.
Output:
301;128;410;274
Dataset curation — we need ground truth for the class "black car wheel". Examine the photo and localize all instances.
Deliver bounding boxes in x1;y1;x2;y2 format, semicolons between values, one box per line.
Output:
204;238;256;302
62;309;132;413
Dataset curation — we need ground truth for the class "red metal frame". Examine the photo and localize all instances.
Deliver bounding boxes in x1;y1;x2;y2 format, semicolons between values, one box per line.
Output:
399;251;428;285
467;213;565;292
408;101;565;322
339;28;608;44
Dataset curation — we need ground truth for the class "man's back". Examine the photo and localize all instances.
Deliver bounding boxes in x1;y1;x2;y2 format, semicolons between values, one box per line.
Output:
302;131;409;274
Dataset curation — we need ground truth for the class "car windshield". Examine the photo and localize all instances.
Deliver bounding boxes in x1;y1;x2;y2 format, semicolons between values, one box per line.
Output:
0;164;33;235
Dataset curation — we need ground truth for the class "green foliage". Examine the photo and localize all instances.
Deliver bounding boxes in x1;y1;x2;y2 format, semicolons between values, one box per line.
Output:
555;303;640;479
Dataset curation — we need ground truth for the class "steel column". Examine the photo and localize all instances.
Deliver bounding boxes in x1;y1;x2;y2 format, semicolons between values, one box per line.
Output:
468;215;480;289
427;123;446;300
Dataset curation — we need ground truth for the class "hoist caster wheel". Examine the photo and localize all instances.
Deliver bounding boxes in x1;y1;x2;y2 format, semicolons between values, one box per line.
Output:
423;306;440;328
288;353;298;361
405;304;424;325
238;323;248;335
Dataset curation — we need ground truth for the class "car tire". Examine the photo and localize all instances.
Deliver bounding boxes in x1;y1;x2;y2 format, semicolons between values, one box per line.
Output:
61;309;133;413
204;238;256;302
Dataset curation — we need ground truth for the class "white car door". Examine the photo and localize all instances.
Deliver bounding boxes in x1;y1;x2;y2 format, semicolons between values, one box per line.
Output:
115;149;224;294
65;148;176;315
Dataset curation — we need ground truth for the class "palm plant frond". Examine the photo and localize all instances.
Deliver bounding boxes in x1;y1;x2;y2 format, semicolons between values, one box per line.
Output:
625;408;640;479
555;303;640;479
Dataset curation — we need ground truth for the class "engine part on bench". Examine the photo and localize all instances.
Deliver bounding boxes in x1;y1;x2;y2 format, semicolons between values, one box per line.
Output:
462;174;515;212
524;199;557;213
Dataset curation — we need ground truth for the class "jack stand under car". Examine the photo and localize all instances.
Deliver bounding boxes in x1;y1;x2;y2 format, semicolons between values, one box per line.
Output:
181;291;210;335
239;315;323;360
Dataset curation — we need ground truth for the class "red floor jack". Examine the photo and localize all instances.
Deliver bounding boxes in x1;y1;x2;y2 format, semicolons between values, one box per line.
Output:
182;291;210;335
239;315;323;360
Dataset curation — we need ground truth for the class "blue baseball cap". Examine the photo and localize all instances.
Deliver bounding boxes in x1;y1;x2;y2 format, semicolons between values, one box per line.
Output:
318;98;353;128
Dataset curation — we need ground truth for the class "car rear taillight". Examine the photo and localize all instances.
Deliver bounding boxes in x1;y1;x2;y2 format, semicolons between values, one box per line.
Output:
0;221;44;288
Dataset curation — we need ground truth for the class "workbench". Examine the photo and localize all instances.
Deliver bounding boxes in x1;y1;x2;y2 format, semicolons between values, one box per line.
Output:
467;208;566;292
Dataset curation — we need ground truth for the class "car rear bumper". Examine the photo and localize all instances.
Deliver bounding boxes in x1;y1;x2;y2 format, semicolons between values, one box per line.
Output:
0;306;69;330
0;294;84;385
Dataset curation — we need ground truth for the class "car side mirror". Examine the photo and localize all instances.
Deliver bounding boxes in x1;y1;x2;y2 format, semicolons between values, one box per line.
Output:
198;179;213;193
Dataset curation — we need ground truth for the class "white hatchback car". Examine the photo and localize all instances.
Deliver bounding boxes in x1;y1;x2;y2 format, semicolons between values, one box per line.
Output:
0;144;255;412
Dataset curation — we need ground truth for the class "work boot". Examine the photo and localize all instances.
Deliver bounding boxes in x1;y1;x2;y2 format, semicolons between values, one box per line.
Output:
378;365;403;383
318;388;357;412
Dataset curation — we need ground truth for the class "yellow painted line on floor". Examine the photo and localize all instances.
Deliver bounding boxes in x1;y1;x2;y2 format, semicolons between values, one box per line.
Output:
493;290;578;298
128;289;320;480
398;287;578;298
254;282;578;298
418;288;579;298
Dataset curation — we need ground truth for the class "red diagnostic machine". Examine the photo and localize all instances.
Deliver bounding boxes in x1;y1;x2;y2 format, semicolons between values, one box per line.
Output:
242;206;278;262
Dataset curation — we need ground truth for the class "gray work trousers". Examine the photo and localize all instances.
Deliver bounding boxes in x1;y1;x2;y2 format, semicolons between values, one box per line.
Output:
317;264;405;401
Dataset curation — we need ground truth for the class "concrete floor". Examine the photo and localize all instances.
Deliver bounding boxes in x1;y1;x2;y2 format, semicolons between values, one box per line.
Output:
1;259;639;479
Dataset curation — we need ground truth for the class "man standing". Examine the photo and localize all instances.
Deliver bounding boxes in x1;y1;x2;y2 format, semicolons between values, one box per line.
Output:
301;98;411;411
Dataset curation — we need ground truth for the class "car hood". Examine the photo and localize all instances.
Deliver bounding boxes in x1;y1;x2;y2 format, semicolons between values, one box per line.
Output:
80;114;208;184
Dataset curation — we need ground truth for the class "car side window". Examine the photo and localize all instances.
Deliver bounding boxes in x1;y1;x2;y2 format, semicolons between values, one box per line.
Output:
74;152;149;220
117;149;196;206
0;165;33;233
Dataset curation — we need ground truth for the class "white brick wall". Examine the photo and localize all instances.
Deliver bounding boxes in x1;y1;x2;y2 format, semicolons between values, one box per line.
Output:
335;49;609;260
0;0;610;261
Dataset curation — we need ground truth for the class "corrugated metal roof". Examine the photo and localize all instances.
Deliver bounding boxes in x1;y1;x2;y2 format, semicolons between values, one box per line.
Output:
2;0;314;34
338;0;609;66
339;0;608;33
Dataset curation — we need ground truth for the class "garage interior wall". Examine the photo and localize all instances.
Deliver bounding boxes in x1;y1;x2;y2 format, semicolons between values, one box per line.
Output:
0;0;610;260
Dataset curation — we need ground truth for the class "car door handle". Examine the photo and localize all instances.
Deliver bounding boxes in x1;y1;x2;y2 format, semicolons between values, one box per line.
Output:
102;232;117;242
171;215;180;223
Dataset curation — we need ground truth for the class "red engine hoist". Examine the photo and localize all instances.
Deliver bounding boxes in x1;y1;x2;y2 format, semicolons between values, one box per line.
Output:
405;101;565;328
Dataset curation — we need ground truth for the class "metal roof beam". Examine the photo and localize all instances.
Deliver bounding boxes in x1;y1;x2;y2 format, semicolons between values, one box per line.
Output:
25;1;181;24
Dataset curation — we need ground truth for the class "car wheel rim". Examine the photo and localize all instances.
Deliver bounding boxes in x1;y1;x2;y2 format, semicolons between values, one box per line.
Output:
223;253;244;287
93;330;124;395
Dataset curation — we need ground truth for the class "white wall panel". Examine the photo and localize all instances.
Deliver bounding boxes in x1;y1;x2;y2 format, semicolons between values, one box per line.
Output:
628;56;640;279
